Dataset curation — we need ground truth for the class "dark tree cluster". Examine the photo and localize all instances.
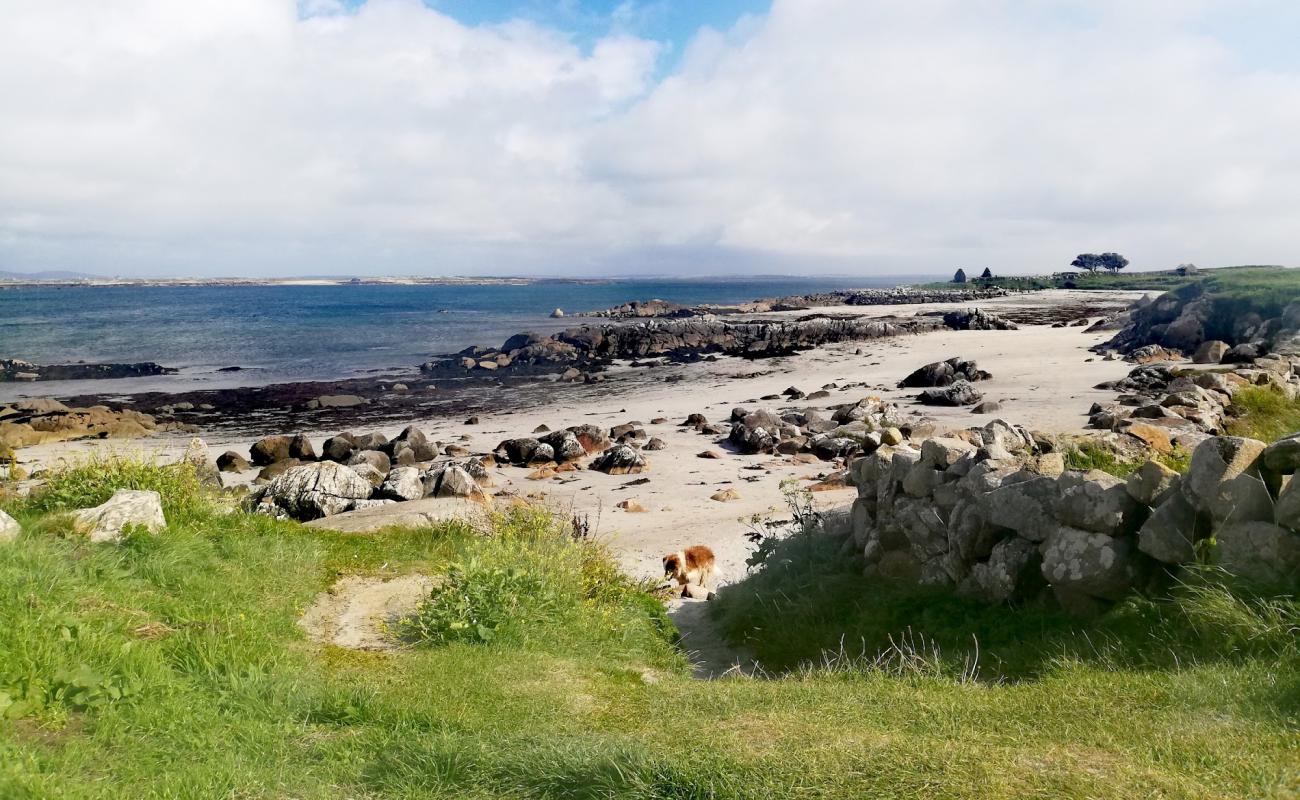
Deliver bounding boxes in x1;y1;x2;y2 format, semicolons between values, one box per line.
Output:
1070;252;1129;273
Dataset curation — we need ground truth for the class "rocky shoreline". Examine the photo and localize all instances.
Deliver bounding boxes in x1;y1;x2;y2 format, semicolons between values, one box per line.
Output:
576;286;1015;318
1;358;175;383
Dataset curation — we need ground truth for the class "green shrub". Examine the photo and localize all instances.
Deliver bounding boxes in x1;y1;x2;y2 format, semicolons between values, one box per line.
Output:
402;559;561;645
27;453;208;520
399;507;670;652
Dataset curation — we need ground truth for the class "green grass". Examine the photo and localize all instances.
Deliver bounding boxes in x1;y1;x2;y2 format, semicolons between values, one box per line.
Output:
1226;386;1300;443
922;264;1300;301
1;467;1297;798
1061;440;1192;477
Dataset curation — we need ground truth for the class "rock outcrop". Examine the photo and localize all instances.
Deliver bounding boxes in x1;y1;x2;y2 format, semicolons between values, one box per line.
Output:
425;315;946;374
246;462;375;521
1;358;175;382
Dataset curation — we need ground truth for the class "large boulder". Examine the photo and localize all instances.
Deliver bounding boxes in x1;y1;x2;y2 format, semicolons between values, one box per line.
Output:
539;430;586;462
249;435;294;466
921;437;978;469
1125;460;1181;506
728;409;784;454
303;496;491;534
1263;434;1300;475
72;489;166;543
898;357;990;388
352;432;390;452
1182;436;1269;522
497;438;554;465
0;509;20;543
347;449;392;475
1192;340;1229;364
388;426;439;462
590;444;647;475
216;451;251;473
917;380;983;407
566;424;612;454
321;433;358;463
288;434;317;461
1214;522;1300;589
1137;491;1205;565
1273;478;1300;531
1041;526;1146;605
374;466;424;502
422;464;484;501
1054;470;1143;535
249;462;374;521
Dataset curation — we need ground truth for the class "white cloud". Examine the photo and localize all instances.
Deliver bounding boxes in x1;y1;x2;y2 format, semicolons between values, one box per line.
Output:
1;0;1298;276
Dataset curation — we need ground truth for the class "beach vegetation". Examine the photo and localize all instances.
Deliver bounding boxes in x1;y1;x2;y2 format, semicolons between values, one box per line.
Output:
1226;385;1300;443
0;458;1295;798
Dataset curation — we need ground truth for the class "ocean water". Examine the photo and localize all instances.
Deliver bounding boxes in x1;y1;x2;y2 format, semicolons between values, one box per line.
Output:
0;277;918;397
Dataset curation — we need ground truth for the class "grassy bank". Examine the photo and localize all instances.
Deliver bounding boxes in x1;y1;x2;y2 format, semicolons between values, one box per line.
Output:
1;463;1298;798
922;263;1300;299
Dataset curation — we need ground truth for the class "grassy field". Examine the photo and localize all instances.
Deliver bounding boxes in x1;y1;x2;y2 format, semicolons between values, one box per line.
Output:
923;264;1300;301
1;461;1298;798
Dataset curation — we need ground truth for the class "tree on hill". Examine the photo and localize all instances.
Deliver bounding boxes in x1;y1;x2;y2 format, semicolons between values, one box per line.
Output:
1100;252;1130;273
1070;253;1103;272
952;268;967;284
1072;253;1129;274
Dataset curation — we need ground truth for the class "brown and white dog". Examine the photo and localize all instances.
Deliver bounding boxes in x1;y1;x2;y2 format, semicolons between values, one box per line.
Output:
662;545;716;589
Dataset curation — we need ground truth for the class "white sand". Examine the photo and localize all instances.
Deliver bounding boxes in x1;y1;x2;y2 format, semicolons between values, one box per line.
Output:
15;290;1143;588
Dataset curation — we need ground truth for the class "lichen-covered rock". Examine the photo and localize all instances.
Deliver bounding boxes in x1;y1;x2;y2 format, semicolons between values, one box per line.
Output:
1041;526;1145;603
1137;491;1205;565
249;462;374;521
590;444;647;475
921;437;978;469
982;476;1058;542
961;537;1042;603
72;489;166;543
349;462;386;487
0;509;20;543
1125;460;1181;506
1054;470;1143;535
1182;436;1268;521
1214;521;1300;589
375;466;424;502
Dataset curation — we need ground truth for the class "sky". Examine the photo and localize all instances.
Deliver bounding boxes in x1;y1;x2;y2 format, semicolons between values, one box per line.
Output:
1;0;1299;278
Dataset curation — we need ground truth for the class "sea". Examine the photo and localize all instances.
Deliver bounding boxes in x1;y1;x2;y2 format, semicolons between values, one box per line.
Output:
0;276;926;400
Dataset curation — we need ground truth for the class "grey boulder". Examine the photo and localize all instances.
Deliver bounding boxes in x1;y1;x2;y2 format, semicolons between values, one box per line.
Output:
72;489;166;543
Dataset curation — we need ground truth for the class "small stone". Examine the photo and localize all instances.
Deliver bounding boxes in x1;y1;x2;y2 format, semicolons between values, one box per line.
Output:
710;488;741;502
616;500;649;513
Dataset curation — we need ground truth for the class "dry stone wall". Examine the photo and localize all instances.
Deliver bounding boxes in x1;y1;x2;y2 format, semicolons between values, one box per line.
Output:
845;420;1300;614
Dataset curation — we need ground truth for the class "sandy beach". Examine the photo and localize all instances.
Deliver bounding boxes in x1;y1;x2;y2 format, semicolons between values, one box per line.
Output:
12;289;1144;585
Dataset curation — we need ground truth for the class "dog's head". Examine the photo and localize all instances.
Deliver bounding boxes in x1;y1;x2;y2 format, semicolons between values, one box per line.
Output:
662;552;682;580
